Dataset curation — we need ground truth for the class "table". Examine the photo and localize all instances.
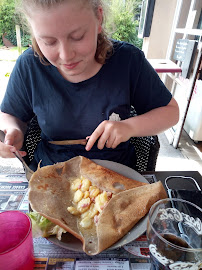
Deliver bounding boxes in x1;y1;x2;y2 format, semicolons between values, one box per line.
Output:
143;170;202;190
0;170;201;270
147;59;182;73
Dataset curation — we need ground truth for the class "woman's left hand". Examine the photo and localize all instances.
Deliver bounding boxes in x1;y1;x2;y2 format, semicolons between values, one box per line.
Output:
85;120;132;151
85;98;179;151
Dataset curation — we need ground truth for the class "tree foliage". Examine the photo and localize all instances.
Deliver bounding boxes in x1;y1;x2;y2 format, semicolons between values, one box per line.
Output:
0;0;143;48
0;0;30;46
0;0;15;35
104;0;143;49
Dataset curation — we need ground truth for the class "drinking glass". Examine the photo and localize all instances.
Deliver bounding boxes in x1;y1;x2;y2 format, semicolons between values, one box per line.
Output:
0;210;34;270
147;198;202;270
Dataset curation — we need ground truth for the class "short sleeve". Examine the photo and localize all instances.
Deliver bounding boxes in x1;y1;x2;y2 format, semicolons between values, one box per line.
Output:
131;50;172;115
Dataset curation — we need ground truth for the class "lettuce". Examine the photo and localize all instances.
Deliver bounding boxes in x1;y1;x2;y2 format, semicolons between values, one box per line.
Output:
27;212;66;240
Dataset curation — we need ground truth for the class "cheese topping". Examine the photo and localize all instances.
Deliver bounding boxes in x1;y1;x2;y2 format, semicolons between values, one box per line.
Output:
67;177;113;229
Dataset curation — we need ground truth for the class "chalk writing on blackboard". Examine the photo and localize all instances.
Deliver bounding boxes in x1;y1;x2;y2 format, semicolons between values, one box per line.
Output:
173;39;197;78
173;39;189;61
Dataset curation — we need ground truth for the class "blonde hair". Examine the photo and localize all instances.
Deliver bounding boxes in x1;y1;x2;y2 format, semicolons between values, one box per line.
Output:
17;0;113;64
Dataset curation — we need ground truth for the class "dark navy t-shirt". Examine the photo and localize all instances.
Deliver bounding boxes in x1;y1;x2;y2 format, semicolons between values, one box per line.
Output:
1;41;172;168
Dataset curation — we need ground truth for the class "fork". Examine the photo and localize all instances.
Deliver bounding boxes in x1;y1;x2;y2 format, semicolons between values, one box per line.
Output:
0;130;34;181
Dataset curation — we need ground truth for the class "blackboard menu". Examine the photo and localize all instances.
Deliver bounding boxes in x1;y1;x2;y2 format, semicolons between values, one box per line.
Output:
173;39;197;78
173;39;189;61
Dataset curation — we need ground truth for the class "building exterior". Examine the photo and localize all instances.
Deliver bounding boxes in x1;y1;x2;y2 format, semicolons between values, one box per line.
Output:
140;0;202;147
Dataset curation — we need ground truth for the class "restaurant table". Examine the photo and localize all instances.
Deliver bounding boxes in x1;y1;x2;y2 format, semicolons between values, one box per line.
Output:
142;170;202;190
147;59;182;73
0;170;201;270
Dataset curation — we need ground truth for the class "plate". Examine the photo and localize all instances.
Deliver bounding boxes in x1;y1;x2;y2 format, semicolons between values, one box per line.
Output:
48;159;149;252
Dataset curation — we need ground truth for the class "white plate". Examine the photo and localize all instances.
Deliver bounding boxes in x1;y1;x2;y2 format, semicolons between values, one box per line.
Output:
48;159;149;252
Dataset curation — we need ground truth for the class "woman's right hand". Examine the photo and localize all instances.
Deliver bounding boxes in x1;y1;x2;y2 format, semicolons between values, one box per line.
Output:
0;128;27;158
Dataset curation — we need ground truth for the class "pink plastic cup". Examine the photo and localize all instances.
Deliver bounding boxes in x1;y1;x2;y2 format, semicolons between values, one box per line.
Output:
0;211;34;270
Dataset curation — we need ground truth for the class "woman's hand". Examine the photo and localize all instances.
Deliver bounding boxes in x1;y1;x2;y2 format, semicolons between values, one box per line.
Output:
0;112;27;158
85;120;132;151
0;128;27;158
85;98;179;151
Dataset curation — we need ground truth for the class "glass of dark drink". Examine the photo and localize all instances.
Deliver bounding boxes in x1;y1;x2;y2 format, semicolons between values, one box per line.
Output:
147;198;202;270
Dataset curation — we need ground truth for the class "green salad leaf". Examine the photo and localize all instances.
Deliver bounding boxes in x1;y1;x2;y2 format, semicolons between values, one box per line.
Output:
28;212;66;240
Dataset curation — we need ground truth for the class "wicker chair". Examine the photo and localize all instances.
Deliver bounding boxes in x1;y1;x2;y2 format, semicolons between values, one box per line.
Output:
22;116;41;166
22;114;160;172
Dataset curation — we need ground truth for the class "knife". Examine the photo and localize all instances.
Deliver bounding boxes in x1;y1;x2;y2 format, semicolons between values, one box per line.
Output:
0;130;34;181
49;139;88;145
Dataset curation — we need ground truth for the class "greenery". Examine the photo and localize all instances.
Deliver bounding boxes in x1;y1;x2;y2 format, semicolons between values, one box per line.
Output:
0;0;15;44
0;0;31;46
104;0;143;49
5;72;10;77
0;0;15;33
5;30;31;46
0;0;142;48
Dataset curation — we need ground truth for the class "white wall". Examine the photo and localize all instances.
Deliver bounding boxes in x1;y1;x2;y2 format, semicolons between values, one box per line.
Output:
142;0;177;59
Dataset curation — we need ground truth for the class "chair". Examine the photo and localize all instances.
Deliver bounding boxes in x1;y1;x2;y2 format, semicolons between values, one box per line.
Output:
129;106;160;172
22;113;160;172
130;135;160;172
22;116;41;166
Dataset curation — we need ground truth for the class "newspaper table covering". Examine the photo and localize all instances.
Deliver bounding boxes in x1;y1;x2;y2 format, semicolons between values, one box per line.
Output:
33;237;150;270
0;173;29;212
0;173;156;270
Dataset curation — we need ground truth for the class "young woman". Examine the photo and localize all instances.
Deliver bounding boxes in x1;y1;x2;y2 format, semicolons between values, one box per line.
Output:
0;0;179;169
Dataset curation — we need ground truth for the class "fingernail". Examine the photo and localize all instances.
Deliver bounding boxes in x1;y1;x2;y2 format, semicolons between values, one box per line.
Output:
21;152;27;157
9;146;16;152
85;146;89;151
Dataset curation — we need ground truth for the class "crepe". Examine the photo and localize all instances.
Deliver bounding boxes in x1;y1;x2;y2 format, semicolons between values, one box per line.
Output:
28;156;167;255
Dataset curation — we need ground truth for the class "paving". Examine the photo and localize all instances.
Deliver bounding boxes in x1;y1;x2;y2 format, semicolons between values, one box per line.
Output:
0;47;17;104
0;47;19;61
0;48;20;173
